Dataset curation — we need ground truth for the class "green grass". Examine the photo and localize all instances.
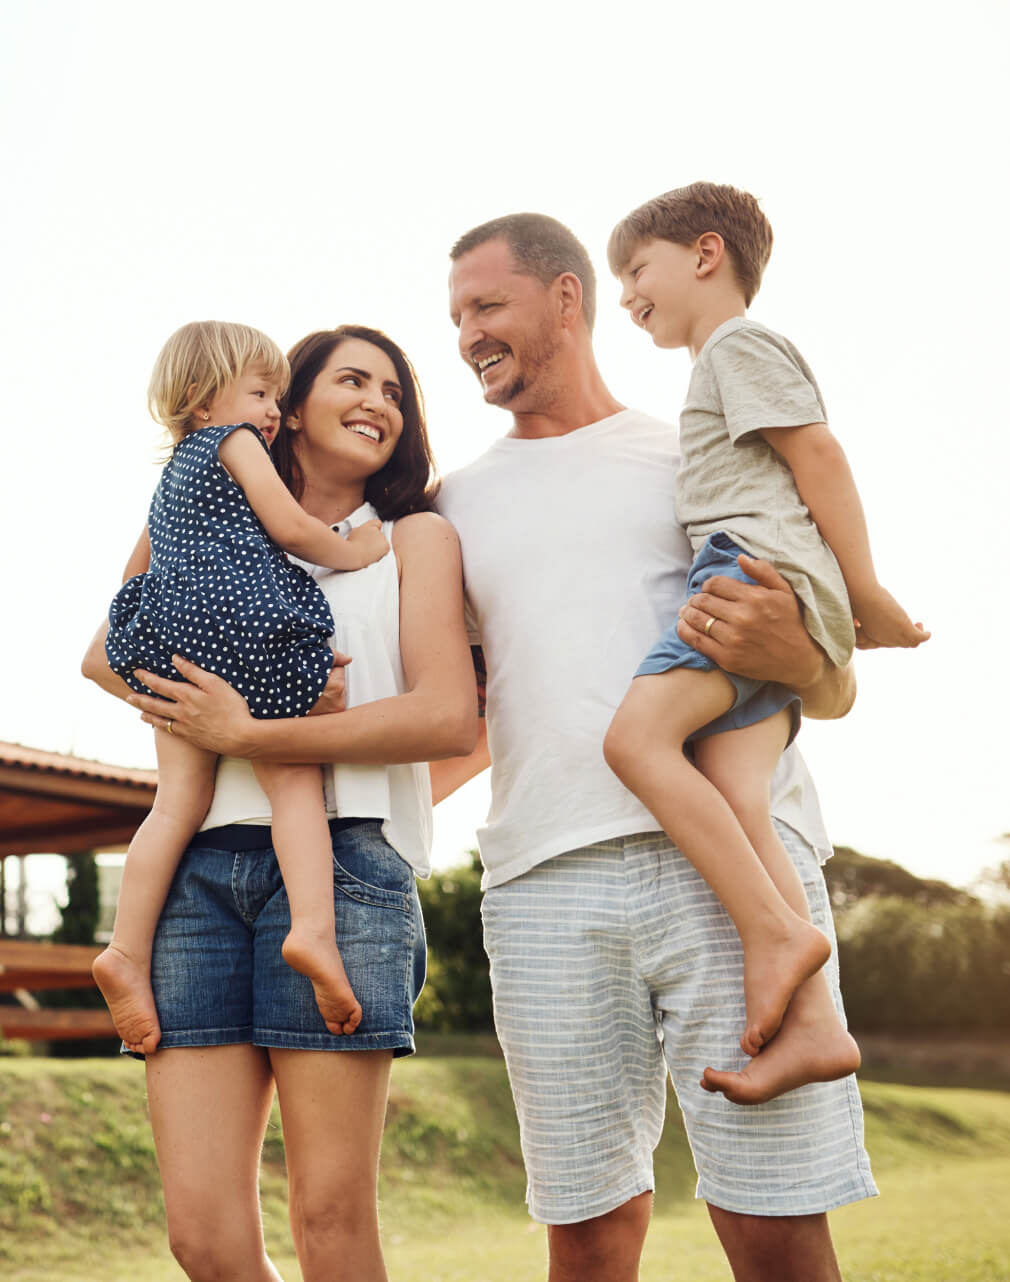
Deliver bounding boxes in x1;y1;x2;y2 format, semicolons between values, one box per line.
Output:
1;1047;1009;1281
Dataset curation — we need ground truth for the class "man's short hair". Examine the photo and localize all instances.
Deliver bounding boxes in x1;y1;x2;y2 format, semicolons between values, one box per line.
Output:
451;213;597;331
607;182;773;307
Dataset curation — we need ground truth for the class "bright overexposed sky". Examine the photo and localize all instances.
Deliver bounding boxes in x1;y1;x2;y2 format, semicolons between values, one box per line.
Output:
2;0;1007;893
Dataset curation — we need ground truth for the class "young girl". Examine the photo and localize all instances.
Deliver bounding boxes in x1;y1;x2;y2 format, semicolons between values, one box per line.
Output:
94;320;389;1054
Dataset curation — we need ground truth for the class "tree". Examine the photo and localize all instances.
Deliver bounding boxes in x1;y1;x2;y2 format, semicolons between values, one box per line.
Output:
824;846;974;911
415;853;493;1032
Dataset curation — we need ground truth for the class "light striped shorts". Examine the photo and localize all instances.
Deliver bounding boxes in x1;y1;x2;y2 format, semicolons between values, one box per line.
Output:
481;822;878;1224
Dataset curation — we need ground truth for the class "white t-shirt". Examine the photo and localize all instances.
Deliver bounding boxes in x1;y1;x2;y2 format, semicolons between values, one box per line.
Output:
437;409;832;889
199;503;433;877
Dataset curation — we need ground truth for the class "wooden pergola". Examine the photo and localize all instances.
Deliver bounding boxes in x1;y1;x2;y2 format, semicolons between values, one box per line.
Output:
0;741;156;1041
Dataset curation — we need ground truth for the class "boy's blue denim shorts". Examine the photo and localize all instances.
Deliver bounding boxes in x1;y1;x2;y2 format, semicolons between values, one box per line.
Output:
130;818;425;1058
636;532;801;745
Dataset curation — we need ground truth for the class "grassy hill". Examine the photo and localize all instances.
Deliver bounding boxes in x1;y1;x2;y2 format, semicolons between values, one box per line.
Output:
2;1038;1009;1281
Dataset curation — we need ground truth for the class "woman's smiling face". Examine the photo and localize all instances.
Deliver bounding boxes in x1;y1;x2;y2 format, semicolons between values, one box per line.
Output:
290;338;404;480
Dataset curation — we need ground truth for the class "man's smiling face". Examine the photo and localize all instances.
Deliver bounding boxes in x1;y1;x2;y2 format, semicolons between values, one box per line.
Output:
449;238;563;412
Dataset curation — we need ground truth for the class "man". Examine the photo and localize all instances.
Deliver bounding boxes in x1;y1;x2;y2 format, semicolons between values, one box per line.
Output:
434;213;876;1282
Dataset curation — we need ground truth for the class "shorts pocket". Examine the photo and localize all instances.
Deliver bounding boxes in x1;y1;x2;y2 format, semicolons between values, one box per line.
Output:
332;821;413;912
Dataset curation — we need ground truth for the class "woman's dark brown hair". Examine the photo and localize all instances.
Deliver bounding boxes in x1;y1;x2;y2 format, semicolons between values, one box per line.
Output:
273;325;439;519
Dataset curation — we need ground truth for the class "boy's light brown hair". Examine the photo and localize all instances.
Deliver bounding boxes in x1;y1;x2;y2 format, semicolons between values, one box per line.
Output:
608;181;773;307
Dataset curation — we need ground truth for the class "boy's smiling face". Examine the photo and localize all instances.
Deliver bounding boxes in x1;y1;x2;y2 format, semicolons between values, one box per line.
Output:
617;237;700;350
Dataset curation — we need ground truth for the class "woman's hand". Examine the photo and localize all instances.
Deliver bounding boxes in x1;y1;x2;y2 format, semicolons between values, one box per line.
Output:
128;656;259;756
307;652;352;716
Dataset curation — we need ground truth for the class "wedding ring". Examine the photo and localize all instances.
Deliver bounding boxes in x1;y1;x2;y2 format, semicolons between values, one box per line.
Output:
166;720;175;735
704;616;716;636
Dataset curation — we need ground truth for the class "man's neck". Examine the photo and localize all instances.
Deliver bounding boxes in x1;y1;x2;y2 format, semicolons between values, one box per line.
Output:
506;351;624;440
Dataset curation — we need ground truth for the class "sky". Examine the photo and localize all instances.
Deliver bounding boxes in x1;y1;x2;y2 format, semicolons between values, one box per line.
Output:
2;0;1008;902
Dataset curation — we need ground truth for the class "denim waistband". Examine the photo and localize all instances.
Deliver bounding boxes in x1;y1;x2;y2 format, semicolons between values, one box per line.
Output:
189;816;368;852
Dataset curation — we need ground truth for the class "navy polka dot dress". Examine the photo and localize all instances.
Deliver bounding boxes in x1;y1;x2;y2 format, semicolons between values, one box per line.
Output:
105;423;335;719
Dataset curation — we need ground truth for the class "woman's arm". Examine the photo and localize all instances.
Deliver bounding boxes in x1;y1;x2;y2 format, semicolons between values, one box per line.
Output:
81;526;152;701
128;512;479;764
219;429;389;571
676;555;856;719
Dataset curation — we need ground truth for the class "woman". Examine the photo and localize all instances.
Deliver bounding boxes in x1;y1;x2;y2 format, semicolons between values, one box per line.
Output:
82;324;477;1282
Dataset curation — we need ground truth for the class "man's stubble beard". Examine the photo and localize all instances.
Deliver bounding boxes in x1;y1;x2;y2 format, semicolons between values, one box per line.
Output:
485;315;564;414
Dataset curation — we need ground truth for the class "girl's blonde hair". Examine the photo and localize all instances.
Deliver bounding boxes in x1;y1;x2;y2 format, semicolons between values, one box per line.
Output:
148;320;289;443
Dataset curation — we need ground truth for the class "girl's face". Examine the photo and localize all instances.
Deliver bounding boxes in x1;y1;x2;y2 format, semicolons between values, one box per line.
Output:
290;339;404;481
206;366;284;444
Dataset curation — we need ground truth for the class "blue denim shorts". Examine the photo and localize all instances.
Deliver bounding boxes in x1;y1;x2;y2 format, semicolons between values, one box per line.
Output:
636;532;801;745
133;818;425;1058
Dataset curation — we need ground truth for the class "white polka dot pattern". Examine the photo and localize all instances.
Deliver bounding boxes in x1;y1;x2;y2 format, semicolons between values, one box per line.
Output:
106;423;335;719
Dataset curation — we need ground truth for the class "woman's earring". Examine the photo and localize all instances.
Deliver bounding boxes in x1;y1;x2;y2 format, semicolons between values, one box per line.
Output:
202;413;210;421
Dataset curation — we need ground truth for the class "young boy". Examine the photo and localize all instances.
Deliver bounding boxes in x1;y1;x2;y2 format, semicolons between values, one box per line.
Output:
603;182;928;1104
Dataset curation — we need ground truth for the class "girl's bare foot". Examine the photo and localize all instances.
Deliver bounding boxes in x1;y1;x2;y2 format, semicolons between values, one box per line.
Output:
741;920;831;1056
701;1009;861;1105
282;928;362;1035
91;944;162;1055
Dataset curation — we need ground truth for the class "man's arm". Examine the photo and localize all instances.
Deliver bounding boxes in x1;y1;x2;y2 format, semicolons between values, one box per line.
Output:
676;555;856;719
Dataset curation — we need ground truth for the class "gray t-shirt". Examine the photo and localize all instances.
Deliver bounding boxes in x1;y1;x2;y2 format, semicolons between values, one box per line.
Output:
677;317;855;668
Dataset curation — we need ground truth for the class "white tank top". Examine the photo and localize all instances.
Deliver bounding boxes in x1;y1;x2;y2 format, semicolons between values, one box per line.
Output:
198;503;433;877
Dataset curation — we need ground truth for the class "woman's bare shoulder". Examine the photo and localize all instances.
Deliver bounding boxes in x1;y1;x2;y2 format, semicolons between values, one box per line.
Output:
392;510;460;551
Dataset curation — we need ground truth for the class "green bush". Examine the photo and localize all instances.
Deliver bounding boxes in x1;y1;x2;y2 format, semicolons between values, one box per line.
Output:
836;896;1010;1030
415;854;492;1032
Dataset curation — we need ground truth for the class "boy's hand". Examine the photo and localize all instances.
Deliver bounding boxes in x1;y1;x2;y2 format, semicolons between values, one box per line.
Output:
345;519;390;568
850;586;930;649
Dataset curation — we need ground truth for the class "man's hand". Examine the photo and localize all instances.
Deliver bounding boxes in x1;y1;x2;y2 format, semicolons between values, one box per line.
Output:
307;651;352;716
128;656;257;756
677;554;825;689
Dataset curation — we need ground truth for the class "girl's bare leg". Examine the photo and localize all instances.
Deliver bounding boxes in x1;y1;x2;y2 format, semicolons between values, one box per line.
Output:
694;720;860;1104
271;1048;393;1282
604;672;830;1053
252;762;361;1036
92;729;217;1053
146;1045;284;1282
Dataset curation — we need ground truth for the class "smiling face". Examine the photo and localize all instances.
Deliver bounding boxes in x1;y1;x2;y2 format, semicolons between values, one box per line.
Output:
205;366;283;443
288;337;404;486
617;237;701;350
449;238;564;411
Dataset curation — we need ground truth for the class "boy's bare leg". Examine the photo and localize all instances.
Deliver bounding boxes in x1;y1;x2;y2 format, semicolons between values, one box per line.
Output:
695;718;861;1103
92;729;217;1054
605;672;829;1052
252;762;361;1036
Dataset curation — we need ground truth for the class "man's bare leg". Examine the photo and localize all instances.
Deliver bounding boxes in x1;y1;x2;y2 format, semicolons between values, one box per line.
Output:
708;1205;843;1282
547;1192;652;1282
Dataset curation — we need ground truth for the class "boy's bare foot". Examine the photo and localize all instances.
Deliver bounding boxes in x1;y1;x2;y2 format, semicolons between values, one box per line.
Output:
282;928;362;1036
741;920;831;1056
91;945;162;1055
701;1010;861;1105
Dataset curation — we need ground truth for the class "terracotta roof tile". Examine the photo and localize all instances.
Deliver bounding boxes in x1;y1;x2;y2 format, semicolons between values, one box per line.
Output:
0;741;157;791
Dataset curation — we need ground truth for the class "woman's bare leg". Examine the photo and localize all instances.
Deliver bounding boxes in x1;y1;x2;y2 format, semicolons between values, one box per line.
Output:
695;719;860;1103
271;1048;393;1282
605;672;829;1053
92;729;217;1053
252;762;361;1035
146;1045;285;1282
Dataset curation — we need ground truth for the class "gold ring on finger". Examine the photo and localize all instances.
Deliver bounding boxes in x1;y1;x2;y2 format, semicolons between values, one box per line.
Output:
166;720;175;735
704;616;716;636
